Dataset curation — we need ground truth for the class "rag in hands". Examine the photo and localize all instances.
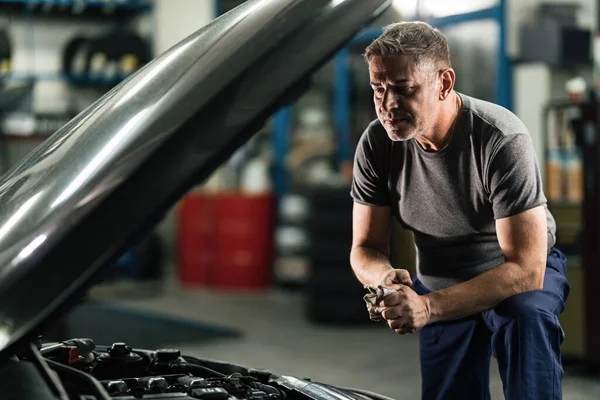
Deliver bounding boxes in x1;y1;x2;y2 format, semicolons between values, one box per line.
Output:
363;285;397;322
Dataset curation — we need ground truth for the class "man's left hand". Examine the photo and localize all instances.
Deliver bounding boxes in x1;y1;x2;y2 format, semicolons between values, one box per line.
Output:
380;286;432;334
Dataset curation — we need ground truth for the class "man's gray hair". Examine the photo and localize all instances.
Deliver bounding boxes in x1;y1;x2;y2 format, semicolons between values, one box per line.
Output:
363;21;451;71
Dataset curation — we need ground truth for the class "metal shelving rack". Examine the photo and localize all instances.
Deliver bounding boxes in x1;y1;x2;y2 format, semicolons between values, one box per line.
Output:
0;0;151;13
0;0;154;173
1;0;153;86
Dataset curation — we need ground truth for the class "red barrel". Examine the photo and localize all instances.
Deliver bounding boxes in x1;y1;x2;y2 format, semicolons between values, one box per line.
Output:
213;193;275;291
177;193;217;286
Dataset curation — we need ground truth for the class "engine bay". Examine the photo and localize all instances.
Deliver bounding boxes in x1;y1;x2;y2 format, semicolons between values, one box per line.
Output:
0;337;385;400
0;336;389;400
38;339;287;399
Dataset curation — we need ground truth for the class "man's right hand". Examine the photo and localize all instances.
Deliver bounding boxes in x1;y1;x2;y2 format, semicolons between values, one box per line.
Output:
378;268;413;289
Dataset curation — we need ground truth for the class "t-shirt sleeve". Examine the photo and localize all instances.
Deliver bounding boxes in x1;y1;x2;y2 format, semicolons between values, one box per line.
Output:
487;133;547;219
350;128;390;207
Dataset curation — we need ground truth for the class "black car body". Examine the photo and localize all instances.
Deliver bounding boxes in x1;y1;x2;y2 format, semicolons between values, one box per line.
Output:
0;1;392;399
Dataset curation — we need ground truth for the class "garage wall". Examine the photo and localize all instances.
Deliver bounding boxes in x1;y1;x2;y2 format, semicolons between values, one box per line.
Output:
153;0;216;55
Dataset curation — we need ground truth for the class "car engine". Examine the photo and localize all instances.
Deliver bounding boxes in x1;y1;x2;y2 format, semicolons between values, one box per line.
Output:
39;339;287;399
0;337;390;400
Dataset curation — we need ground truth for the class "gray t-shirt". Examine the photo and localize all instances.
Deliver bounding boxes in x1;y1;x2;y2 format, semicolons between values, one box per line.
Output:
351;92;556;291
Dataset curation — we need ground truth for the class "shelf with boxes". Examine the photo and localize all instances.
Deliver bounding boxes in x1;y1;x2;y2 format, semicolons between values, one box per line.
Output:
543;101;584;259
542;101;585;359
540;94;600;363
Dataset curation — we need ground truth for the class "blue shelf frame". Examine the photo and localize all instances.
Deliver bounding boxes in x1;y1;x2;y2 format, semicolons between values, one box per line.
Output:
424;1;511;112
272;106;291;197
215;0;223;18
6;71;137;86
0;0;152;10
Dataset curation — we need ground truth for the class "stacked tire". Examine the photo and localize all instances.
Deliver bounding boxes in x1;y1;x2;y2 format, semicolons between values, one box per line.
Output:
273;193;311;288
304;185;369;325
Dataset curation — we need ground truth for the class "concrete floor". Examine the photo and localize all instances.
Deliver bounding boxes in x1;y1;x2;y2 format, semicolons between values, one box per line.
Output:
90;278;600;400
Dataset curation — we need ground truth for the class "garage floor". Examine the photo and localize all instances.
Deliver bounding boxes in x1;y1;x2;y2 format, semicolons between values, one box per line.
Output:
90;277;600;400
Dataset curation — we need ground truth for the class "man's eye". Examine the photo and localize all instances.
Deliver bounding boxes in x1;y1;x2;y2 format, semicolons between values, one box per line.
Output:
374;88;384;96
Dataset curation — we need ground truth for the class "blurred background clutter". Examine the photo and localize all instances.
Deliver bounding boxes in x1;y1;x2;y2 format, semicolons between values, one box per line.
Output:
2;0;600;398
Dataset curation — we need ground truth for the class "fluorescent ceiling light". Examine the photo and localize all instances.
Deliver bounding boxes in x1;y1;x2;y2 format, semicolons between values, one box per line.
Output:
393;0;498;19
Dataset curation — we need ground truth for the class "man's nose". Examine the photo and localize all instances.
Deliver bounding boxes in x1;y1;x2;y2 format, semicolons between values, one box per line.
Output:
382;88;398;111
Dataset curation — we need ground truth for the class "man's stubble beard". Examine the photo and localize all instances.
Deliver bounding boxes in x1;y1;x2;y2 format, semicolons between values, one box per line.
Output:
381;120;419;142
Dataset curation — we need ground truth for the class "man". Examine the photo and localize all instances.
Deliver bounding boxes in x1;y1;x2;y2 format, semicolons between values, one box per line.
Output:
350;21;570;400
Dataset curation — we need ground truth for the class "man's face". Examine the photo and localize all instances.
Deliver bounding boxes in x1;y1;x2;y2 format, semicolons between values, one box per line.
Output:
368;55;439;142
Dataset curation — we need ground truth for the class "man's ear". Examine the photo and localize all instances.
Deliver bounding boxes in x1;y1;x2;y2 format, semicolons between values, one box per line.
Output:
438;68;455;100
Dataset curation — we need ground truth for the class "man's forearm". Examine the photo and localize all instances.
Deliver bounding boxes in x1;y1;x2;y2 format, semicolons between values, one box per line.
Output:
424;261;544;323
350;245;394;286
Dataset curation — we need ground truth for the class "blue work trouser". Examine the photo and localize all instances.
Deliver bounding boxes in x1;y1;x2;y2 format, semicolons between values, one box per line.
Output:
413;248;570;400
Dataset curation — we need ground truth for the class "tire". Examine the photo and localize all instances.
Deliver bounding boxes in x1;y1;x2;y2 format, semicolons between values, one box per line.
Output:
304;211;352;238
135;232;164;281
301;185;353;211
306;292;372;325
307;240;352;264
308;266;363;295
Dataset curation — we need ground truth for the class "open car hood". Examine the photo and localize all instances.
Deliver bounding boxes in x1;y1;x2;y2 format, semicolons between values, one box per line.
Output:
0;0;391;359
